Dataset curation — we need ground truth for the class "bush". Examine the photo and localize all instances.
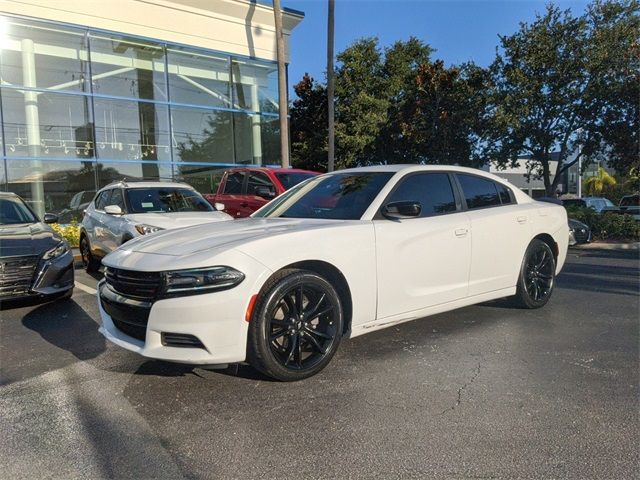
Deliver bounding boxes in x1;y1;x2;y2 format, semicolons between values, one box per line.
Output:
50;221;80;248
564;205;639;241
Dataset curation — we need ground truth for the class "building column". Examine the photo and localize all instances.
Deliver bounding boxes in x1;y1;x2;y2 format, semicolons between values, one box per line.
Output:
22;38;44;217
250;83;262;165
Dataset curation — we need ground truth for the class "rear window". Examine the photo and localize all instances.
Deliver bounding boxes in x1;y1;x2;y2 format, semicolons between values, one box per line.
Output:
126;188;213;213
457;174;502;209
275;172;317;190
562;199;587;208
620;195;639;207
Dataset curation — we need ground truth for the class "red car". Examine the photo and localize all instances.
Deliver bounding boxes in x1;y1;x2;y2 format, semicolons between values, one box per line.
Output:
204;167;320;218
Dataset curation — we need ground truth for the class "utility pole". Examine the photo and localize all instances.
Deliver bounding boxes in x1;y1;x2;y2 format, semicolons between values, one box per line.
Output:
273;0;290;168
327;0;335;172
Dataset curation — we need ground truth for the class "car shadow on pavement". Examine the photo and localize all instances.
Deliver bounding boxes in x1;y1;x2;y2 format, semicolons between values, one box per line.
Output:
133;359;275;382
22;298;106;362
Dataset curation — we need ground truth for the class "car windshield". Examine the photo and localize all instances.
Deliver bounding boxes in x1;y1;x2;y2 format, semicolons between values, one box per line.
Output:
275;172;318;190
253;172;394;220
126;188;214;213
620;195;639;207
0;197;38;225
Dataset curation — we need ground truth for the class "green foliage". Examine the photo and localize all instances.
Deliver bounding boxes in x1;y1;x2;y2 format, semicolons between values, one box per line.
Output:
565;205;639;240
51;221;80;248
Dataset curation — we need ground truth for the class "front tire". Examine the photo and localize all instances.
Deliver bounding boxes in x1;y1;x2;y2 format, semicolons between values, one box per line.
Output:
513;239;556;309
247;269;343;381
80;235;100;273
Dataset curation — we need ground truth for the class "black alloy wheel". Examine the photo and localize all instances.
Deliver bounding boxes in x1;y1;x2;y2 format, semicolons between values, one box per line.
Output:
248;269;343;381
80;235;100;273
514;239;556;309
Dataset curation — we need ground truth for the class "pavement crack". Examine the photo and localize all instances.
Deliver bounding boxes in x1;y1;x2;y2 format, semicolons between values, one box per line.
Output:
441;361;482;415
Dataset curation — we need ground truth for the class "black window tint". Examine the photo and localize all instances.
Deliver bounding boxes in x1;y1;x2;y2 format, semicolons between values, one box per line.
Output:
95;190;111;210
387;173;457;217
247;172;275;197
458;174;501;209
496;183;513;204
109;189;125;210
223;172;245;194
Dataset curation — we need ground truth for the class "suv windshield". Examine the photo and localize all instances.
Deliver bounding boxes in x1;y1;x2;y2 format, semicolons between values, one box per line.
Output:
126;188;214;213
254;172;394;220
275;172;317;190
0;196;38;225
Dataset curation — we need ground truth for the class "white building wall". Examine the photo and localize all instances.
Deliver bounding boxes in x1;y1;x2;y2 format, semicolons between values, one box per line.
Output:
0;0;302;61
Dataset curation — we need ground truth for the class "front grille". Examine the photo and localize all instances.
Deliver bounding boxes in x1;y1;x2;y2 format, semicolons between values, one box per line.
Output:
0;255;39;297
574;228;590;243
99;283;152;342
112;319;147;342
104;267;163;300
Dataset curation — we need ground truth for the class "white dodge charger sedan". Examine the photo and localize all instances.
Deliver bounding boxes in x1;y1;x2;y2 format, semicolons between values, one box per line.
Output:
98;165;568;381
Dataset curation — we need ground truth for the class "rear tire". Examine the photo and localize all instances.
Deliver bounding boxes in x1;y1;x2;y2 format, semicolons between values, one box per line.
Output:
247;269;343;381
80;235;100;273
513;239;556;309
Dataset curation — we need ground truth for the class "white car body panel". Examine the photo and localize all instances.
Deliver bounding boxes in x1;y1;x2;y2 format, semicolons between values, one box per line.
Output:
98;165;569;366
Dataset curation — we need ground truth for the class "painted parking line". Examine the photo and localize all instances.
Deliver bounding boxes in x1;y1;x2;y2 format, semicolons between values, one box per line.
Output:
74;281;97;295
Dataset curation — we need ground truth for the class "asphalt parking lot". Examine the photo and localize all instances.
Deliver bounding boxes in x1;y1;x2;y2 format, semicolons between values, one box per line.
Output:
1;248;638;479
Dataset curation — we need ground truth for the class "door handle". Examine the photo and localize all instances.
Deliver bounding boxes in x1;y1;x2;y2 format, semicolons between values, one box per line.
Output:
454;228;468;237
517;216;528;224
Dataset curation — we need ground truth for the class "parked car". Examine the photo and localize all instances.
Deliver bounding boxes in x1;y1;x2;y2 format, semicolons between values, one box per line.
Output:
568;218;591;245
97;165;568;381
561;196;615;213
58;190;96;224
619;194;640;221
204;167;319;218
79;181;232;272
0;192;74;306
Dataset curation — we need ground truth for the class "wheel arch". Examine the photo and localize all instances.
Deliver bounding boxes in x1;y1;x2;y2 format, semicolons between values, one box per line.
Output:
532;233;559;261
262;260;353;336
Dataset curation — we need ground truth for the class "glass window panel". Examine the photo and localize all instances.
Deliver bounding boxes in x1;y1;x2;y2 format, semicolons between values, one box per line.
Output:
174;164;226;194
171;106;233;163
1;88;94;159
89;34;166;101
5;159;96;220
388;173;457;217
94;98;170;161
231;58;278;113
96;162;173;186
260;116;280;165
0;17;89;93
167;48;231;108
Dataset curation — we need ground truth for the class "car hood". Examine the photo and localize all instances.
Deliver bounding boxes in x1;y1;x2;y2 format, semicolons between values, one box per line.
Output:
0;222;61;257
125;211;231;229
121;217;349;257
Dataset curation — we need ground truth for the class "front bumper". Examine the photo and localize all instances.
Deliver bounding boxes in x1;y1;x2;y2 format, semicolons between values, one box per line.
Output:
97;260;270;365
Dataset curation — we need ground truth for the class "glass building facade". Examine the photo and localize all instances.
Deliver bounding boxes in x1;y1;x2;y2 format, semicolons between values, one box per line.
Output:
0;15;281;219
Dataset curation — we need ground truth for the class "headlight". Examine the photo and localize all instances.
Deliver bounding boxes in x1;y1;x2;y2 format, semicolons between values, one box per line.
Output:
164;266;245;295
135;224;164;235
43;242;68;260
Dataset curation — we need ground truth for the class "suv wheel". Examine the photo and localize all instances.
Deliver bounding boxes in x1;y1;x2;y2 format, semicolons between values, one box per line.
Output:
80;235;100;273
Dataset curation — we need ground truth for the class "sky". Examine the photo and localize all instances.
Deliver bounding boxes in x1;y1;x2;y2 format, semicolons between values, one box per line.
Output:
284;0;591;96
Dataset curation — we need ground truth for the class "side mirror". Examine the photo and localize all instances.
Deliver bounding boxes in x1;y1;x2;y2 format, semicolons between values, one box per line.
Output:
214;202;225;211
382;201;422;220
43;213;59;224
255;186;276;200
104;205;123;216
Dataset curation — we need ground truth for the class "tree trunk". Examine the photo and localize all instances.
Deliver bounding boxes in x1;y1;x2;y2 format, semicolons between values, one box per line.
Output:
273;0;290;168
327;0;336;172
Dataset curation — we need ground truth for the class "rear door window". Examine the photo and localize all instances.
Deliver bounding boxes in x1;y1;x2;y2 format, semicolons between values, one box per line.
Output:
457;174;502;210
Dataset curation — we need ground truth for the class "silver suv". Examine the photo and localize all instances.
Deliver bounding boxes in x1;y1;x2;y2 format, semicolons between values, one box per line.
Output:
79;181;231;272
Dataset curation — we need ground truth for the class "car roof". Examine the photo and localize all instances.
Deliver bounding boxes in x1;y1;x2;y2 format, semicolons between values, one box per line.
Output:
228;167;319;174
100;181;194;190
0;191;19;198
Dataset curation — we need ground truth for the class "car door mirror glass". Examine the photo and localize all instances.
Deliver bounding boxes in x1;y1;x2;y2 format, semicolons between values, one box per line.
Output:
104;205;123;215
382;201;421;219
43;213;59;224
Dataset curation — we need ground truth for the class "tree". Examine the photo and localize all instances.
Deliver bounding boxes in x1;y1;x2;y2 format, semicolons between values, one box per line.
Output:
486;1;640;196
584;166;617;195
290;74;328;171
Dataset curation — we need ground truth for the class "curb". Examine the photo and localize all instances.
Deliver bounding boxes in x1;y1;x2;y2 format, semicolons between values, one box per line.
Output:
571;242;639;252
